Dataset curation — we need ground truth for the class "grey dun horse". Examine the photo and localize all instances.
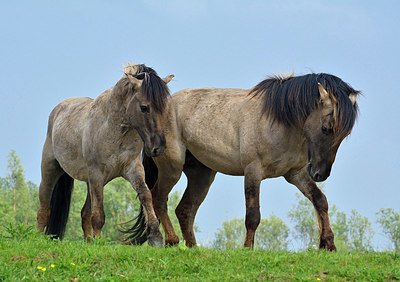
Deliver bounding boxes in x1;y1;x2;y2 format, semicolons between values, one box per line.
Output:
37;63;173;246
128;72;360;251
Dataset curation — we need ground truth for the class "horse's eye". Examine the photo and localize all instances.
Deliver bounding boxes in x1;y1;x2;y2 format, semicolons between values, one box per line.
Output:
140;105;149;113
321;125;329;134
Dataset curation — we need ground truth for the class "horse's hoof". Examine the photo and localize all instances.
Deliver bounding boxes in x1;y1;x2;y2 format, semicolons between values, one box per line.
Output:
319;239;336;252
326;244;337;252
165;234;180;247
165;240;179;247
148;233;164;247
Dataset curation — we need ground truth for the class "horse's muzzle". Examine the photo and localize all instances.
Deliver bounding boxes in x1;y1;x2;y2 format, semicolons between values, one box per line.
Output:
145;135;166;157
148;145;166;157
307;162;331;182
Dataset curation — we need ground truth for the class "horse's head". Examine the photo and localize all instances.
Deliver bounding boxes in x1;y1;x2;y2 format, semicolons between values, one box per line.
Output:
304;83;358;182
124;67;173;157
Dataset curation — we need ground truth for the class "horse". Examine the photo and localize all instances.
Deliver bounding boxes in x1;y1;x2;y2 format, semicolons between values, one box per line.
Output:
126;72;360;251
36;63;174;246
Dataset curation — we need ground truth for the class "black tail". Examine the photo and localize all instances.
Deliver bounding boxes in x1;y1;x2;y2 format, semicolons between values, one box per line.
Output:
45;173;74;239
121;153;158;245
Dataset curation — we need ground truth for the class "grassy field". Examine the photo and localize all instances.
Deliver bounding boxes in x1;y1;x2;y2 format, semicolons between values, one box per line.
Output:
0;230;399;281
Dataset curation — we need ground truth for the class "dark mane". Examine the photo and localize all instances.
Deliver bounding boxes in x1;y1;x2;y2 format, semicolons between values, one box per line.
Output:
126;64;170;113
249;73;360;142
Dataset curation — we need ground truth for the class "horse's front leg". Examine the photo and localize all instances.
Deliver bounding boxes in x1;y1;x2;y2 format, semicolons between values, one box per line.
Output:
243;162;263;249
124;159;163;247
285;168;336;251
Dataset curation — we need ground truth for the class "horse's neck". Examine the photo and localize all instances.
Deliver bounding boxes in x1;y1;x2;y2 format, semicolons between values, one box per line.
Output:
91;86;128;130
109;85;131;122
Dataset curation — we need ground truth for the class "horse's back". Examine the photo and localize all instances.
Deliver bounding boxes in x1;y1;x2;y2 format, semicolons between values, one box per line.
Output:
172;87;250;123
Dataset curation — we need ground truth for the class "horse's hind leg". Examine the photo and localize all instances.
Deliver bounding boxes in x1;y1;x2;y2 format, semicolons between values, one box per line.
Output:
176;152;216;247
87;171;106;239
81;183;92;241
285;169;336;251
37;147;64;232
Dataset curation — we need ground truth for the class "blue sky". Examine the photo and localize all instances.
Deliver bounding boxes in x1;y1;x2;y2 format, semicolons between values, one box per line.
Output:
1;1;399;248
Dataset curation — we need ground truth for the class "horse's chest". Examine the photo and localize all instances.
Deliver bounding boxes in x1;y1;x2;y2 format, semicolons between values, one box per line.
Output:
260;148;308;178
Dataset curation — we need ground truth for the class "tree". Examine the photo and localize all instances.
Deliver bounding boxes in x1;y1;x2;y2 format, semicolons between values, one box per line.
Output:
103;178;142;241
288;191;374;252
212;214;289;250
27;180;39;223
4;150;36;227
165;190;200;242
64;178;188;242
64;180;88;240
212;218;244;249
347;209;374;251
288;193;319;250
0;176;13;228
331;208;374;252
65;178;142;241
376;208;400;251
330;207;349;251
253;214;289;251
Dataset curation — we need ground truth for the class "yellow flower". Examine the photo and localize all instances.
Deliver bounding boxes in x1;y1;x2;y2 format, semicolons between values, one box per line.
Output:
51;264;55;268
37;266;43;270
42;268;47;272
71;262;76;266
317;279;321;281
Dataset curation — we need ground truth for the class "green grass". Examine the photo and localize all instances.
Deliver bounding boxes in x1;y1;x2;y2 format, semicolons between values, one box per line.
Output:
0;231;399;281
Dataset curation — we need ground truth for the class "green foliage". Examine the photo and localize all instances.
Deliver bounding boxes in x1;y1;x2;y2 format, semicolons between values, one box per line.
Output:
0;177;13;227
376;208;400;251
7;150;30;224
212;218;245;249
65;178;145;241
0;233;399;280
0;150;390;252
331;208;375;252
166;189;195;241
0;150;37;227
289;192;375;251
65;178;184;241
63;180;87;241
330;207;349;251
288;193;319;250
212;214;289;250
256;214;290;251
0;150;184;243
347;209;374;252
2;223;37;240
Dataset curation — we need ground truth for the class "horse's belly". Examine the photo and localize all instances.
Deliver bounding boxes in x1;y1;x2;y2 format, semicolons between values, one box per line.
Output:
187;144;244;176
181;120;243;175
52;139;89;181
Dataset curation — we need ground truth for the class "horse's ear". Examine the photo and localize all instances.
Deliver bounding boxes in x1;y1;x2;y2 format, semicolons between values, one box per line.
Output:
318;83;330;104
125;72;142;88
163;74;174;84
349;93;357;105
